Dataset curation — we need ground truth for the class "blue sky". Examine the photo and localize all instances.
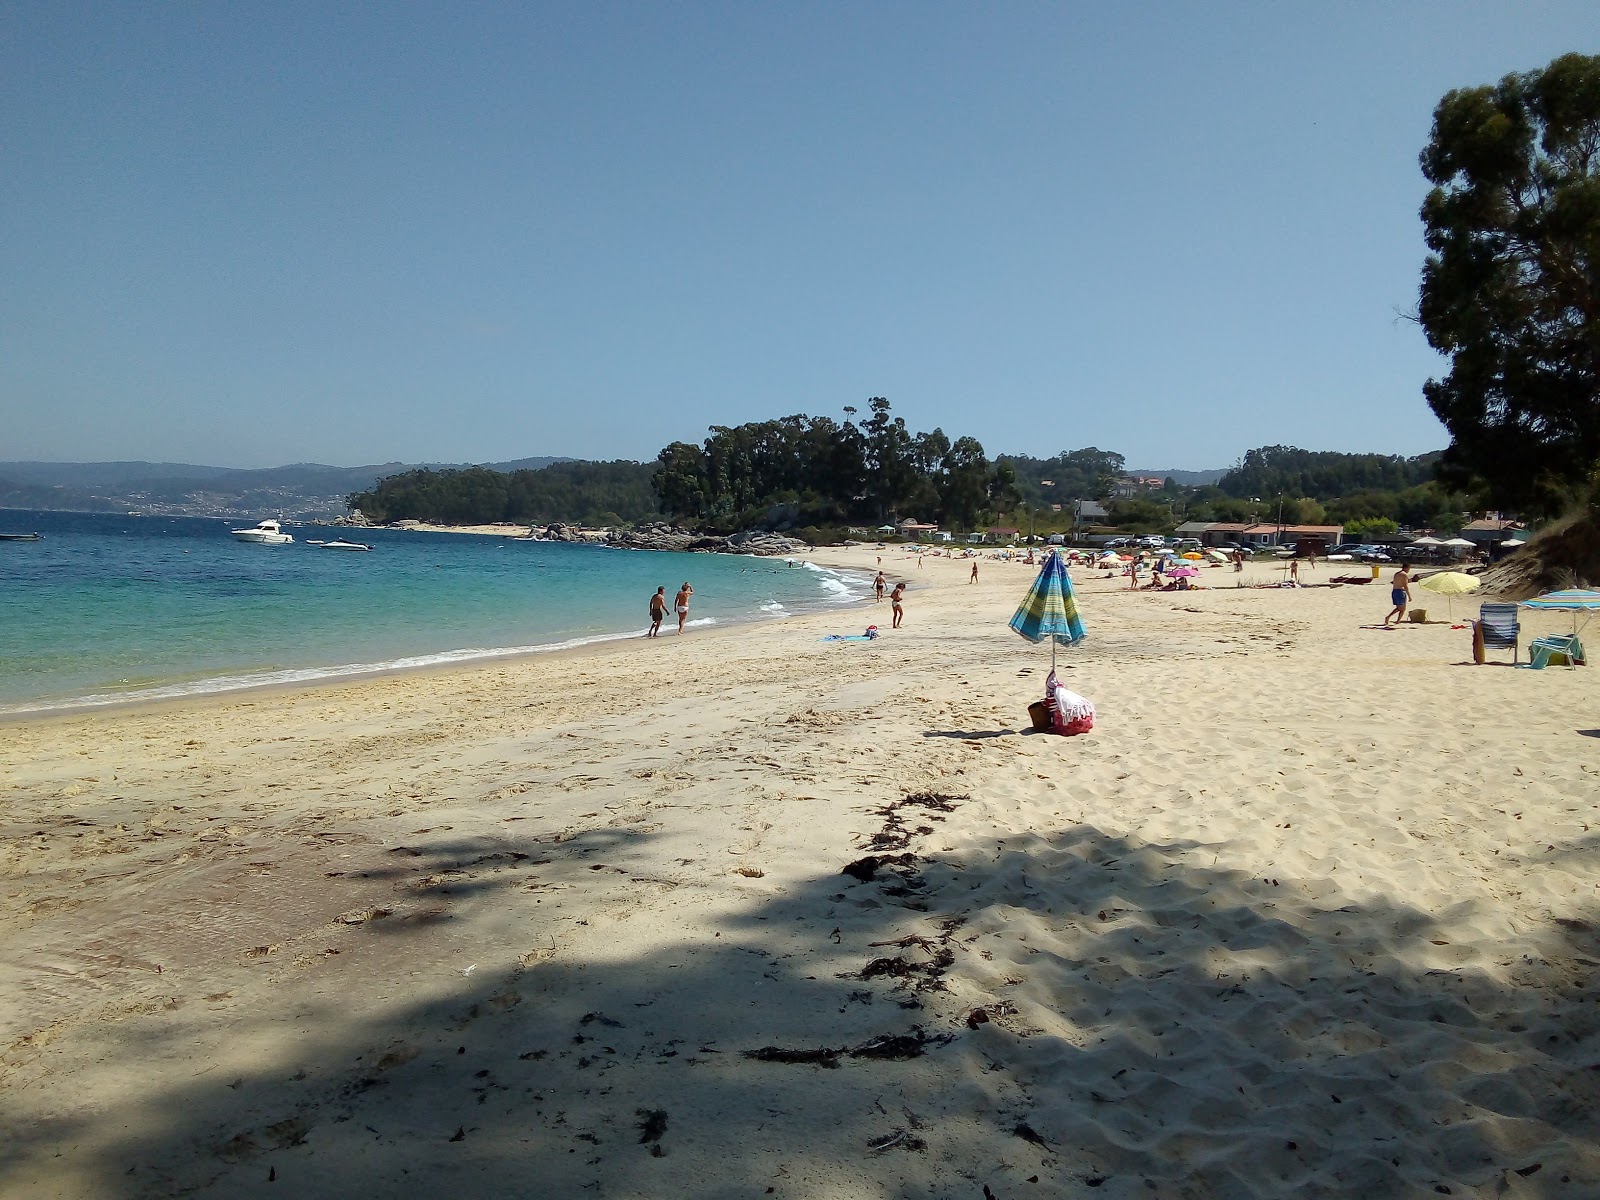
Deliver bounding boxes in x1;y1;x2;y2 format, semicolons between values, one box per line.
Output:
3;3;1596;470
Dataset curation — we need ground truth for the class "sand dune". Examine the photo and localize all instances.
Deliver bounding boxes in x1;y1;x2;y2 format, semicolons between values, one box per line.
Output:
3;550;1597;1197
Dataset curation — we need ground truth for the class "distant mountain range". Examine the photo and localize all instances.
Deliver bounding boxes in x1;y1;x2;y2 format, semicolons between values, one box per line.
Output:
0;457;574;519
0;456;1233;520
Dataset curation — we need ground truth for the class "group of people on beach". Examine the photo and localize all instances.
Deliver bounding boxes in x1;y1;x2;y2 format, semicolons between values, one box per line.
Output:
646;582;693;637
872;569;906;628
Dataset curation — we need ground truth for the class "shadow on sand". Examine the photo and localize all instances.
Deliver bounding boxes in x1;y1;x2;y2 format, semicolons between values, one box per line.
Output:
5;815;1598;1199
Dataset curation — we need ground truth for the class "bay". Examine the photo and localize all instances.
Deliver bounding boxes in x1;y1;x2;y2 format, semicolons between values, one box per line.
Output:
0;510;871;714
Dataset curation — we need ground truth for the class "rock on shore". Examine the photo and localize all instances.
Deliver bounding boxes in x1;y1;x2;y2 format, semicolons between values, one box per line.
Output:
602;522;808;556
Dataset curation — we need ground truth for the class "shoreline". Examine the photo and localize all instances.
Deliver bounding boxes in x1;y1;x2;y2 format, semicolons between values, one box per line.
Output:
6;548;1595;1196
0;554;881;725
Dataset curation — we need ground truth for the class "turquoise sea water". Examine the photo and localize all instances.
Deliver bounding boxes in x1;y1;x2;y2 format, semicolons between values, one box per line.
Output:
0;510;872;714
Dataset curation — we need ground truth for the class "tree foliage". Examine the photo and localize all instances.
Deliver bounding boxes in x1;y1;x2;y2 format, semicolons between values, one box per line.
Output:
651;399;1018;532
1000;447;1126;504
1419;52;1600;514
349;461;658;525
1217;445;1438;501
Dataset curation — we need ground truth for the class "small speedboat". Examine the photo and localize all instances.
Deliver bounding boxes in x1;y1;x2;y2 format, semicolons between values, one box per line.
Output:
231;519;294;545
319;539;372;552
0;532;42;541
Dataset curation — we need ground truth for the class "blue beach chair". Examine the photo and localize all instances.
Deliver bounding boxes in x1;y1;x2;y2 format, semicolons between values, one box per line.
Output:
1523;633;1586;669
1476;603;1520;663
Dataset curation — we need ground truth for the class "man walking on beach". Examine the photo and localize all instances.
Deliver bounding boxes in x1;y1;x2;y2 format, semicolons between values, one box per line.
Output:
674;582;693;634
890;581;905;629
970;561;979;583
648;587;667;637
1384;565;1413;627
874;571;886;602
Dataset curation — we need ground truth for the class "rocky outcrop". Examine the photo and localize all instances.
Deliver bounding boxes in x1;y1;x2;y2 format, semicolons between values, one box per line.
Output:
542;522;607;543
724;529;809;557
604;523;809;556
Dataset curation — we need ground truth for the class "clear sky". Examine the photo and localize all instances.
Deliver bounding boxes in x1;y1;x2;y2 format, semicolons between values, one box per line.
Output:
4;3;1597;470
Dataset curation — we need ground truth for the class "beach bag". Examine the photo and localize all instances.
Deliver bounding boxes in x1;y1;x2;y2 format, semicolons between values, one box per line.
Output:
1044;670;1095;736
1027;700;1051;731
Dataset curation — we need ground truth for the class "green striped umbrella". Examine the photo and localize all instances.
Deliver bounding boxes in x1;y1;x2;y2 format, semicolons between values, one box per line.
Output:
1009;550;1086;670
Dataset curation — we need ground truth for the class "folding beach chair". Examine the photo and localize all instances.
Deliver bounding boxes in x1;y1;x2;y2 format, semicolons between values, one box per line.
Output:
1523;633;1586;669
1476;603;1520;663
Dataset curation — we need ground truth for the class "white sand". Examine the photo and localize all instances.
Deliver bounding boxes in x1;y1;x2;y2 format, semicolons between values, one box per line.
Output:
3;549;1598;1198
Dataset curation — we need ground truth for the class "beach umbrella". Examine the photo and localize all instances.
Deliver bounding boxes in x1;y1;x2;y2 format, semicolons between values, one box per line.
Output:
1206;549;1230;562
1520;588;1600;635
1441;537;1477;552
1500;537;1526;547
1009;550;1086;671
1418;570;1480;618
1182;552;1203;560
1411;536;1442;546
1168;565;1200;577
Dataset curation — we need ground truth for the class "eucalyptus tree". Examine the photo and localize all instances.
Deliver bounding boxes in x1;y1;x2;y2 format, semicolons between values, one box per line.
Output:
1418;52;1600;514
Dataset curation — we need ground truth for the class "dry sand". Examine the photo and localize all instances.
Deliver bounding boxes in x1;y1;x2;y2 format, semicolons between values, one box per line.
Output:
3;549;1598;1199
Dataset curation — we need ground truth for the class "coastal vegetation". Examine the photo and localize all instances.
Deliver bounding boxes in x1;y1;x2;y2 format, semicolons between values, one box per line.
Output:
652;398;1020;532
339;431;1478;542
1417;51;1600;588
348;460;658;526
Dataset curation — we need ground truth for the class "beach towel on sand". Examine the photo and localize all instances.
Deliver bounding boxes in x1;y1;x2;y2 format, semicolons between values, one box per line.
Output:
1046;669;1095;735
820;625;880;643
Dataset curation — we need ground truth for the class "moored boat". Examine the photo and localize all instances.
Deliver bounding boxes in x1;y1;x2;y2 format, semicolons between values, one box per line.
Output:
319;539;372;552
0;532;43;541
231;519;294;545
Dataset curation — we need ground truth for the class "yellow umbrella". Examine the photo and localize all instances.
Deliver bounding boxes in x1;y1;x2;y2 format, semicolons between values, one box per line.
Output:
1182;552;1203;560
1417;570;1480;618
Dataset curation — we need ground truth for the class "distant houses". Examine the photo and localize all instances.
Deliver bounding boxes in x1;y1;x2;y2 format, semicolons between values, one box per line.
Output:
1458;517;1524;548
1173;521;1345;548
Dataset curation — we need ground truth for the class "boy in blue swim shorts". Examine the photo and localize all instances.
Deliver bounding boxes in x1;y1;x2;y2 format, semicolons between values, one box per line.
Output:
1384;565;1413;627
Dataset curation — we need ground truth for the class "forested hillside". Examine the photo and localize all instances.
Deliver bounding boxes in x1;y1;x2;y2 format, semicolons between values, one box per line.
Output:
1216;446;1439;500
349;461;657;525
651;398;1021;532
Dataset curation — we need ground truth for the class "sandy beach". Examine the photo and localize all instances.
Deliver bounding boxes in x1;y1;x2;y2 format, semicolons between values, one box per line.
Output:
3;548;1598;1198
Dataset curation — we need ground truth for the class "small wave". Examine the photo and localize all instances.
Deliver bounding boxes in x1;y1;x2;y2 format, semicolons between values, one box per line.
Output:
801;564;874;603
0;627;669;716
759;600;787;614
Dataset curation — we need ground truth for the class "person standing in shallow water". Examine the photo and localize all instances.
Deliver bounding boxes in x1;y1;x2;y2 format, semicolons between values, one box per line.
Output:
674;582;693;635
647;587;667;637
890;581;905;629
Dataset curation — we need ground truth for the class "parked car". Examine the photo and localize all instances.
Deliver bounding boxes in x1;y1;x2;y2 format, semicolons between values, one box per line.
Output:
1173;538;1201;550
1136;535;1168;549
1102;536;1131;549
1330;543;1365;556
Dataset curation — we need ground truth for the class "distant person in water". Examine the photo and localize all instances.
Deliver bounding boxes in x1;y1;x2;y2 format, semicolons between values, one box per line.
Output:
874;571;886;602
890;581;905;628
647;586;667;637
674;582;693;635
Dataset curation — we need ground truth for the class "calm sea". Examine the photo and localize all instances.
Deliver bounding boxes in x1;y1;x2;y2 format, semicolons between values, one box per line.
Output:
0;510;871;714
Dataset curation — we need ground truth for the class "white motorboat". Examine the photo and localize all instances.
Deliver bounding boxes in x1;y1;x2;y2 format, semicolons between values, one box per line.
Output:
319;539;372;552
231;519;294;545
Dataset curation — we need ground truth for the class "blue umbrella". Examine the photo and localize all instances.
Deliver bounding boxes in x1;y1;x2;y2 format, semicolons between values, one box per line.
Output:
1520;588;1600;635
1010;550;1086;670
